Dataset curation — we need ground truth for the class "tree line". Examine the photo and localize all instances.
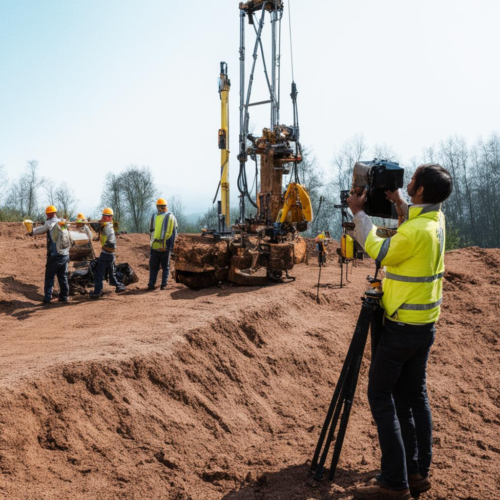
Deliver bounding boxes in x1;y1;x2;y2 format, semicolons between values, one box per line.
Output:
1;132;498;249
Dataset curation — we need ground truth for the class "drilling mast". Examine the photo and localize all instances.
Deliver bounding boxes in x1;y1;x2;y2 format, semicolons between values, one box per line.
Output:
237;0;304;226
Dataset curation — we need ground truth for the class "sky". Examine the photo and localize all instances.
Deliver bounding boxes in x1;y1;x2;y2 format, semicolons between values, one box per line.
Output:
1;0;499;216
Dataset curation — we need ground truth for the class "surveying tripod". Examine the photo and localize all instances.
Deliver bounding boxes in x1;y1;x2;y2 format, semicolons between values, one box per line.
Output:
310;264;383;481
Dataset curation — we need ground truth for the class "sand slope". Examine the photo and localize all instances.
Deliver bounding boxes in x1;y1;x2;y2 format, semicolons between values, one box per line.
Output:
0;223;499;499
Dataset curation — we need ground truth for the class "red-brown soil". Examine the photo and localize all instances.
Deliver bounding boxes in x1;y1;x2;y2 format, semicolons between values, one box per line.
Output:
0;222;499;499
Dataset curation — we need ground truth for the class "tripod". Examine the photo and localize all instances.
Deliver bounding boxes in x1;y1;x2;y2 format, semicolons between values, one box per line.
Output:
310;266;383;481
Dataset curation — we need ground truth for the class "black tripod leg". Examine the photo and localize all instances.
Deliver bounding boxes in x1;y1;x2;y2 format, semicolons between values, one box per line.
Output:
328;325;371;480
370;305;384;358
312;306;370;478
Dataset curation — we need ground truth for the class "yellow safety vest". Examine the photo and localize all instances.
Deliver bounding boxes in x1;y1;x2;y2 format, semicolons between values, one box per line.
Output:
365;204;445;325
150;212;175;251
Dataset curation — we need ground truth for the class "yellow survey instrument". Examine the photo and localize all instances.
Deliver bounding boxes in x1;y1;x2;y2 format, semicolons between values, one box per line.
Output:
23;219;34;234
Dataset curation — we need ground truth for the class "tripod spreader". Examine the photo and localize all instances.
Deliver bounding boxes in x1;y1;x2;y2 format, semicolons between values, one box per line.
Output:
310;271;383;481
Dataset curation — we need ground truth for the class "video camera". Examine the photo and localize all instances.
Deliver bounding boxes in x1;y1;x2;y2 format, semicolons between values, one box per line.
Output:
352;159;404;219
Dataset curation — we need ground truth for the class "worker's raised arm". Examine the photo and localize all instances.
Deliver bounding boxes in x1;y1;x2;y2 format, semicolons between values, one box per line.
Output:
32;220;52;236
365;228;414;267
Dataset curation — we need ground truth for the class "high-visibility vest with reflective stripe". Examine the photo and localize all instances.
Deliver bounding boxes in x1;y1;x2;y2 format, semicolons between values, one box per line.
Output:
150;212;175;250
365;204;445;324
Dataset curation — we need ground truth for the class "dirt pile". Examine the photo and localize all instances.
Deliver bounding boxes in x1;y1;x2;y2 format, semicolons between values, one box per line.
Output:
0;222;499;499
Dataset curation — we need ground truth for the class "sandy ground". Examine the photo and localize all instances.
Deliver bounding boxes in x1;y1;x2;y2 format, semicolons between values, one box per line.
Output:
0;222;499;499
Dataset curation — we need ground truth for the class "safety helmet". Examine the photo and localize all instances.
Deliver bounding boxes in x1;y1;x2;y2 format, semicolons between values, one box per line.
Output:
77;212;86;220
156;198;167;206
102;207;114;216
45;205;57;214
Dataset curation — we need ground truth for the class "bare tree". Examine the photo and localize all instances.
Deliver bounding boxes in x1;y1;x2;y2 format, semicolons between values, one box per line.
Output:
120;166;158;233
7;160;43;218
100;173;125;224
45;184;57;206
24;160;43;218
373;143;400;163
197;205;218;230
168;195;195;233
55;183;77;219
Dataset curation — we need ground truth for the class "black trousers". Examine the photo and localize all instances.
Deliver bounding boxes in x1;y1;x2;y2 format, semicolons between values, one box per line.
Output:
368;320;436;490
44;255;69;301
148;249;171;287
93;253;122;293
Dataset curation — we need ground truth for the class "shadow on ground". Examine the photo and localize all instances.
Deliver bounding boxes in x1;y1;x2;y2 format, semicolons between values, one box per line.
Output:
223;463;377;500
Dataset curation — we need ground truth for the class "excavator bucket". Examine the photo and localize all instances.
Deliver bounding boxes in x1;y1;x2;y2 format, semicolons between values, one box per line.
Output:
280;183;313;225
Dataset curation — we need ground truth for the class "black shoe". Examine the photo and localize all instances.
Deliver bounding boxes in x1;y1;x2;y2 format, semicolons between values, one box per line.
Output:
58;296;69;303
147;285;155;291
89;291;102;300
115;285;126;293
42;298;51;305
160;285;167;290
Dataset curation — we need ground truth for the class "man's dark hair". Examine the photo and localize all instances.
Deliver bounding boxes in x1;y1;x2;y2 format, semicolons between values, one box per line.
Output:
414;164;453;204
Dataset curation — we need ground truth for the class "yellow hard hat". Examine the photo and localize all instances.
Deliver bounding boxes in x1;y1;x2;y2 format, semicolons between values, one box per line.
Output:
45;205;57;214
156;198;167;206
77;212;86;220
102;207;114;216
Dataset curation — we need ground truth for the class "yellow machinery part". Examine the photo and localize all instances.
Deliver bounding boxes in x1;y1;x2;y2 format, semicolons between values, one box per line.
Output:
219;63;230;228
341;234;354;259
279;183;313;225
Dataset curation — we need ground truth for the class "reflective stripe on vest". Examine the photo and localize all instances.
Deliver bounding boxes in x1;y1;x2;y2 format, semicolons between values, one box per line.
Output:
376;237;391;265
399;298;443;311
385;271;445;283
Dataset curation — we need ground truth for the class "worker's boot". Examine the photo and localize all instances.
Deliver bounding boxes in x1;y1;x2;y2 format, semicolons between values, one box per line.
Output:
147;285;155;291
354;477;411;499
160;285;167;290
89;291;102;300
115;285;126;293
58;296;69;303
409;473;431;494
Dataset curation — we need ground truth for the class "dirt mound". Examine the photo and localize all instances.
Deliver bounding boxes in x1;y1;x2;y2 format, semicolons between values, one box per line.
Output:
0;222;499;499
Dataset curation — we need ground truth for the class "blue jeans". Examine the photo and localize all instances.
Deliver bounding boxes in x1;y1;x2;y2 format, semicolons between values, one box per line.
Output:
93;253;122;294
44;255;69;301
148;249;171;287
368;320;436;490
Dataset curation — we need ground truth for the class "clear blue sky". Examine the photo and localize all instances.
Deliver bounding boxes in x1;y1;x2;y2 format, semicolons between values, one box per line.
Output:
1;0;499;215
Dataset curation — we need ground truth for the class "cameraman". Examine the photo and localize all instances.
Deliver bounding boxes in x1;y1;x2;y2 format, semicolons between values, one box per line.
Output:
347;164;453;499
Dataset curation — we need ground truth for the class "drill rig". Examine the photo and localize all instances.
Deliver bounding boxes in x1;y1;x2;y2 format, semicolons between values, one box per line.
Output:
174;0;312;289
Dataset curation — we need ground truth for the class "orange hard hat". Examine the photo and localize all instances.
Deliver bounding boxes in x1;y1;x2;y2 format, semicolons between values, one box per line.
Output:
102;207;114;216
156;198;167;206
45;205;57;214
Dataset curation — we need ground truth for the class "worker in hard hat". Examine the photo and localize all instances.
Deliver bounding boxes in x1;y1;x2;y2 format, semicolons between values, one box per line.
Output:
89;208;126;299
147;198;178;290
75;213;93;241
28;205;70;304
315;231;327;266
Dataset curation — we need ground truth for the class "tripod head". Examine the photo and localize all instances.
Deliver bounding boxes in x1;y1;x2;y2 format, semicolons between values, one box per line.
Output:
365;262;383;302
